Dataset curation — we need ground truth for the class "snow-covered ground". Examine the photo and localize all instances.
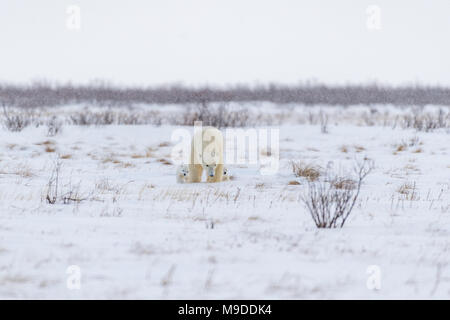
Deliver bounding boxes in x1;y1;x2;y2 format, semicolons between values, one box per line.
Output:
0;104;449;299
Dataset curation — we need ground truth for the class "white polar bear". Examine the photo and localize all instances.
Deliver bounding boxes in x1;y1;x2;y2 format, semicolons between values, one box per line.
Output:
176;164;190;183
189;126;224;183
207;165;231;182
222;166;231;181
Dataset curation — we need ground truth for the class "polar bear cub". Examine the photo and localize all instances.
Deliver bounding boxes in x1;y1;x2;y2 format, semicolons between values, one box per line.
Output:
206;165;230;182
222;166;231;181
176;164;190;183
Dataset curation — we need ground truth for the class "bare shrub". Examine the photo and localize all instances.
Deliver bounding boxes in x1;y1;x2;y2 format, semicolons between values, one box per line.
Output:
45;159;89;204
291;161;321;182
45;160;62;204
69;109;161;126
69;112;90;126
46;116;63;136
319;110;329;134
407;136;421;147
301;159;374;228
91;110;115;125
69;111;114;126
1;104;31;132
362;111;376;126
117;111;161;125
177;101;250;128
401;109;449;132
3;82;450;107
100;205;123;217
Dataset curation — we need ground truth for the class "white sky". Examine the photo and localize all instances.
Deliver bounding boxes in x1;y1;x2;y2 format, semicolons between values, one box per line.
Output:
1;0;449;86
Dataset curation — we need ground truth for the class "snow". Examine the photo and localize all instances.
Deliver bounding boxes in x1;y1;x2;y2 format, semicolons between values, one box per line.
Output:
0;105;449;299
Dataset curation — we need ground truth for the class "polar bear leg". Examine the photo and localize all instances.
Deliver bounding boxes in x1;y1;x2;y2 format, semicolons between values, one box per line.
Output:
189;164;203;183
212;164;224;183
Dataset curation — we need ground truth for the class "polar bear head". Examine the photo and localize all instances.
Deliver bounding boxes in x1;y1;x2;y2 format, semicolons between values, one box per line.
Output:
221;166;231;181
176;164;189;183
202;147;220;178
203;163;217;178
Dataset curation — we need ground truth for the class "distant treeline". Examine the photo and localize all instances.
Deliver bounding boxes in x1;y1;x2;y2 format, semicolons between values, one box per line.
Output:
1;83;450;108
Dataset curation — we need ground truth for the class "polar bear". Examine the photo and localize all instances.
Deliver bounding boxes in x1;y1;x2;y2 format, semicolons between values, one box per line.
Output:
222;166;231;181
189;126;224;183
207;166;230;182
176;164;189;183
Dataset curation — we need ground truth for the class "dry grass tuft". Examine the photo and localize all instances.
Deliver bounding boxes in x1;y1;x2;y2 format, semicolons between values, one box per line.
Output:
397;181;418;200
340;145;349;153
395;144;407;152
11;166;35;178
157;158;172;165
131;242;155;256
291;161;321;181
158;142;171;147
247;216;263;221
131;148;155;159
394;137;422;154
101;155;119;164
45;146;56;153
404;164;420;172
145;148;155;157
118;162;134;168
35;140;55;146
1;274;30;284
330;177;357;190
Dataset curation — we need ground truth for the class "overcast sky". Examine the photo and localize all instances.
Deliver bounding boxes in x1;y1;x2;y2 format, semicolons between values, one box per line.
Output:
1;0;449;86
